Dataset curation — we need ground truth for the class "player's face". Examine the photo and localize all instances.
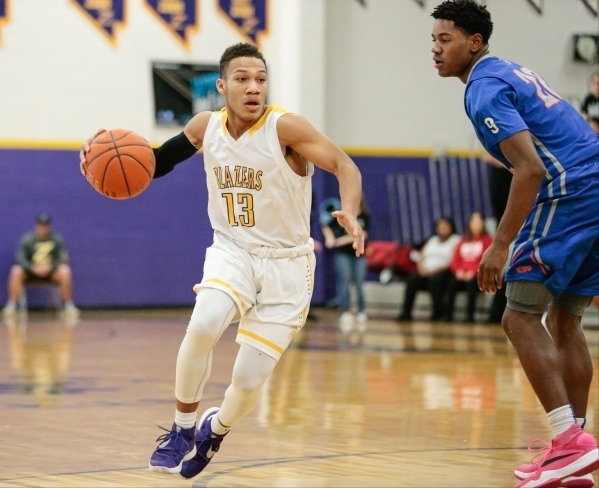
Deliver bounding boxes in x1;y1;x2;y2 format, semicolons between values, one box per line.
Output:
431;20;474;80
219;57;268;122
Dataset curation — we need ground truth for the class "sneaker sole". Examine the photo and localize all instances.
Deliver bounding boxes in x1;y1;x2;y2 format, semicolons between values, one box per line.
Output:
515;471;595;488
148;445;197;474
519;449;599;488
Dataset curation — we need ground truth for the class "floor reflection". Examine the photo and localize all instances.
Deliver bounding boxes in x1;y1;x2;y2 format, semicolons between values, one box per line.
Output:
3;313;77;406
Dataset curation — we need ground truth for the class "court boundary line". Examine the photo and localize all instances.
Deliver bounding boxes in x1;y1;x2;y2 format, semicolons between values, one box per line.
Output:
0;446;528;483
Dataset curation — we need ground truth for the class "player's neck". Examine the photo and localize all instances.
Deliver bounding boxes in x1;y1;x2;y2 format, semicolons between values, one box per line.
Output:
225;106;268;140
459;46;490;84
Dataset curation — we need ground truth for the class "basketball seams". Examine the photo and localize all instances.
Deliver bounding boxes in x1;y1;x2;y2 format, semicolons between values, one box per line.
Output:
86;145;117;172
109;130;132;198
100;154;121;196
119;153;153;179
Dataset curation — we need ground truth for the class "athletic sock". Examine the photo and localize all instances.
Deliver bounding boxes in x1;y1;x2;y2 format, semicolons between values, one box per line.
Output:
547;404;575;438
211;413;230;436
175;410;197;430
576;417;587;429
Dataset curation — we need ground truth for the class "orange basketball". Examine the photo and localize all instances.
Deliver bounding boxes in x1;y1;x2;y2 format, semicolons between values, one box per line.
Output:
84;129;155;199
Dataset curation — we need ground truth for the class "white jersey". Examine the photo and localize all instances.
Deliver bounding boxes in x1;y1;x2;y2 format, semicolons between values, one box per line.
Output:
203;105;313;249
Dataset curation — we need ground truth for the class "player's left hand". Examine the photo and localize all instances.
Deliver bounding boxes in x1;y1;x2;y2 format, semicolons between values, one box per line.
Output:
477;242;509;294
331;211;364;256
79;128;106;176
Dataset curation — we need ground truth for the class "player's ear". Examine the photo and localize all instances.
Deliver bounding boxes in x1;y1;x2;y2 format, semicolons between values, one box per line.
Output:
216;79;225;95
469;33;484;53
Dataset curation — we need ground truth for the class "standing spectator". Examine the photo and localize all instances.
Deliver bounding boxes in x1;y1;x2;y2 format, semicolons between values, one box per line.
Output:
483;151;513;323
444;211;493;322
2;213;79;320
396;217;460;322
581;72;599;134
322;193;370;333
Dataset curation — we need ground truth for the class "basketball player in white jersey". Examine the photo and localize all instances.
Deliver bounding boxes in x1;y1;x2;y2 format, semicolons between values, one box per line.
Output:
79;42;364;478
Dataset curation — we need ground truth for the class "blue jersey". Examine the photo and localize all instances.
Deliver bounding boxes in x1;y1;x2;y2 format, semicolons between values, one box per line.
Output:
464;55;599;298
465;55;598;181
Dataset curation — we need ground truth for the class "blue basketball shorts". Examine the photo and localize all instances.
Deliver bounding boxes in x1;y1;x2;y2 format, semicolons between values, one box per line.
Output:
505;162;599;298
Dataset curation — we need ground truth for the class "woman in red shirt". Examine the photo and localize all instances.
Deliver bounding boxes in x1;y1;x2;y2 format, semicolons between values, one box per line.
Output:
444;212;493;323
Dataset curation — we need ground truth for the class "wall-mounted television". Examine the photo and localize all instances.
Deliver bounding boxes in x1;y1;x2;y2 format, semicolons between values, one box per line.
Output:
152;62;224;126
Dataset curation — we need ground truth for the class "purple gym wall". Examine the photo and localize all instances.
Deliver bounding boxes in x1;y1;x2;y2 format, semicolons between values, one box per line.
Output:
0;149;461;308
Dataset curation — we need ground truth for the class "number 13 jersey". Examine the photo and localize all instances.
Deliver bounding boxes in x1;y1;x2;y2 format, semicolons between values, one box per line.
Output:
203;105;314;249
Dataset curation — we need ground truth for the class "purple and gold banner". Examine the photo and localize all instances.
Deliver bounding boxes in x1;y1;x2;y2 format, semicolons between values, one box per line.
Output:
145;0;199;51
217;0;267;46
72;0;126;46
0;0;10;45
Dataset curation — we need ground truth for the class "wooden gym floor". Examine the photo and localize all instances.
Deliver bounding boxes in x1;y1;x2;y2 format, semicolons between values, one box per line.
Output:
0;308;597;487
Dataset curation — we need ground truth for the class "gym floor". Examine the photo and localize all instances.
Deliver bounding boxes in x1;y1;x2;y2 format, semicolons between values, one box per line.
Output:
0;308;597;487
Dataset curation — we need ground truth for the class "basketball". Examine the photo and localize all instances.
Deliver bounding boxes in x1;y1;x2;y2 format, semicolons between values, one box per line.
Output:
84;129;155;199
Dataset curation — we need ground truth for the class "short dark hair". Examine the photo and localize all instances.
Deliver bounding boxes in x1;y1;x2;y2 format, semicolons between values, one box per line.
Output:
431;0;493;45
219;43;267;78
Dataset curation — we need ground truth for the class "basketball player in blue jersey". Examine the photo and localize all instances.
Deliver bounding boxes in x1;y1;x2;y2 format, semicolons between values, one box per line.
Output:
80;43;364;479
430;1;599;487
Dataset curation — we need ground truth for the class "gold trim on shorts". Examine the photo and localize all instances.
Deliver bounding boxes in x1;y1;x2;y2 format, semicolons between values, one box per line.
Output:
197;278;246;310
237;328;284;355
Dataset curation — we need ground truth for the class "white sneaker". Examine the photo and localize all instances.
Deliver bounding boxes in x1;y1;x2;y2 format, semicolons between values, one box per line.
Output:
63;303;80;321
339;311;354;333
356;312;368;333
2;302;16;321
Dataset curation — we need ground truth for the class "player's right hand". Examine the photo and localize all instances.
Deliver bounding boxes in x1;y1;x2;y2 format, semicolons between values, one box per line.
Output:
79;128;106;175
331;211;365;256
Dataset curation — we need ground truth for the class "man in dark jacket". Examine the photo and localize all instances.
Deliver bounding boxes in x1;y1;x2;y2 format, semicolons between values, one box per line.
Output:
2;213;79;320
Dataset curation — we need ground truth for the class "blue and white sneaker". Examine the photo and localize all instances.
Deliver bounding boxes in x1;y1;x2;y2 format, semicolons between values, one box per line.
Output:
180;407;227;479
148;423;197;474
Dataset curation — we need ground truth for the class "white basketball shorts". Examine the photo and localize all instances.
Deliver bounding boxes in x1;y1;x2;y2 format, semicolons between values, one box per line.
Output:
194;232;315;360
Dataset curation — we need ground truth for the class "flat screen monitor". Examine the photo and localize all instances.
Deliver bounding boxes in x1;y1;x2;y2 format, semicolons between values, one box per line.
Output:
152;62;223;126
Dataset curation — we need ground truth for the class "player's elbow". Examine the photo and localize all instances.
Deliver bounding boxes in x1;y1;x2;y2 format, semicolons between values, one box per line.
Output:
529;159;547;182
515;158;546;183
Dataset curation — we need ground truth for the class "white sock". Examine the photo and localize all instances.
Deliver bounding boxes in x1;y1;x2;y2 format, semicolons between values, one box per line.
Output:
547;405;575;438
175;410;197;429
211;414;230;436
576;417;586;429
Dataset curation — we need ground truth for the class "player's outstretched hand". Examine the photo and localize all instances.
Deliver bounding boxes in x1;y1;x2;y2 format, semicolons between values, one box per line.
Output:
332;211;365;256
477;242;509;294
79;128;106;175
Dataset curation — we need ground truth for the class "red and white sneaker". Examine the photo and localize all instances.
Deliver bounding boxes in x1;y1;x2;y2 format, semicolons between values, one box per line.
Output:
515;424;599;488
515;458;594;488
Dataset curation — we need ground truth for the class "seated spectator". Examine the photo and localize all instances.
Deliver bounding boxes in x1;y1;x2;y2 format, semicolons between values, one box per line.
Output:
2;213;79;320
396;217;460;322
322;193;370;333
444;211;493;323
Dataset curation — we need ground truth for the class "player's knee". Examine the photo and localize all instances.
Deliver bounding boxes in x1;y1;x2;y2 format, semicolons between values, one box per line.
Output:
501;307;534;337
231;369;265;396
187;289;237;335
185;317;219;343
